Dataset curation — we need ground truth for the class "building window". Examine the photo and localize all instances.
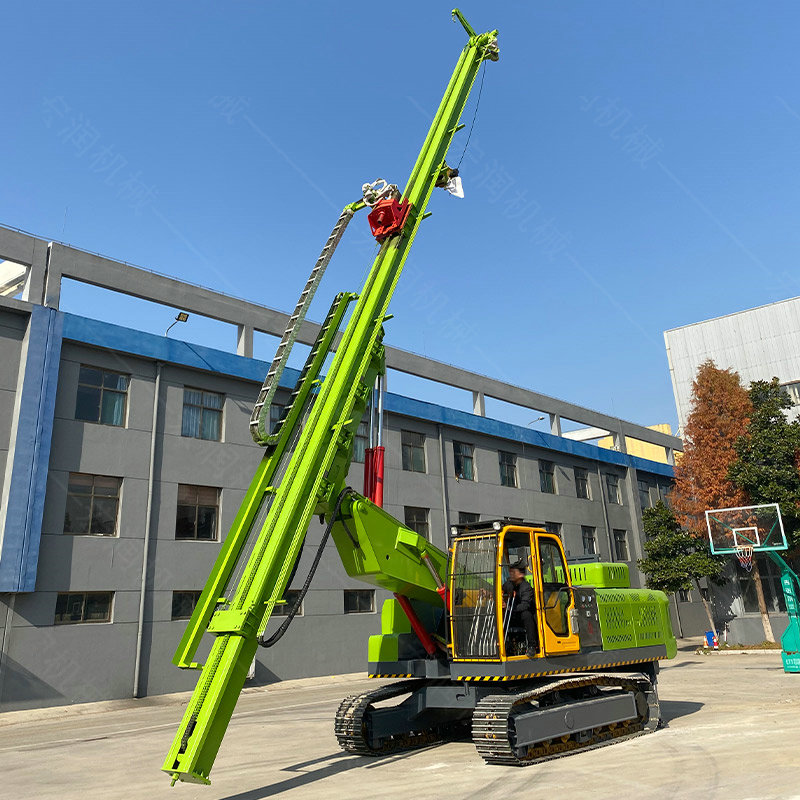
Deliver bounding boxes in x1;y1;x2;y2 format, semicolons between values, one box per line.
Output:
176;484;219;540
54;592;113;624
181;388;223;441
613;529;629;561
581;525;596;555
539;460;556;494
574;467;590;500
677;589;691;603
401;430;426;473
783;380;800;407
404;506;430;539
459;511;480;525
75;366;128;426
353;419;369;463
63;473;121;536
504;516;524;524
605;473;621;504
544;521;562;539
344;589;374;614
499;451;518;488
171;591;202;620
638;479;651;511
453;441;475;481
269;403;284;434
274;589;304;617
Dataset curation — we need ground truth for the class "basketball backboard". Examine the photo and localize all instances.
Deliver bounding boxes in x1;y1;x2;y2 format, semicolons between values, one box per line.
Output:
705;503;787;555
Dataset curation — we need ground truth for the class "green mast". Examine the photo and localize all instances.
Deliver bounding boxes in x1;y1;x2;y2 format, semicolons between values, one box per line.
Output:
162;11;498;785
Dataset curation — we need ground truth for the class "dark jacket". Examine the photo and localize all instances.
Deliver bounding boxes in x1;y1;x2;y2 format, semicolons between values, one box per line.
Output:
502;578;535;614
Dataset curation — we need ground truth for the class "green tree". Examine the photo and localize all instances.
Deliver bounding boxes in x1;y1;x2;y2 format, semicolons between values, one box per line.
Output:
728;377;800;641
729;378;800;550
638;501;726;633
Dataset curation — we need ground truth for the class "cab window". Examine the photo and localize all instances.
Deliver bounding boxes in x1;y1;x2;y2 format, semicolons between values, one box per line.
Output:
539;537;570;636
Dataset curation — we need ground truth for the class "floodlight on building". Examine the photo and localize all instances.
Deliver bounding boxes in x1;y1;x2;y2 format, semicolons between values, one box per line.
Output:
165;312;190;336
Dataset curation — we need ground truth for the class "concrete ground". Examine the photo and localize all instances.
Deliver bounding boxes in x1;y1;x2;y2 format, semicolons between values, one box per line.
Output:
2;640;798;800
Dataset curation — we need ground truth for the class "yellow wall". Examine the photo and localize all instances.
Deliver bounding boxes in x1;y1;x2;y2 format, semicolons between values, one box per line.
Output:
597;423;673;464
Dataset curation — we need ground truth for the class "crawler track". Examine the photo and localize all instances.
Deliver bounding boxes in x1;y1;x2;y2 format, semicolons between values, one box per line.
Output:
335;679;457;756
472;672;660;766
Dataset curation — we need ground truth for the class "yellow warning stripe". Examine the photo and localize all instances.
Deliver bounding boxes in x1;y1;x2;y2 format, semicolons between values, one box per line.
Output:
456;655;667;682
368;673;413;679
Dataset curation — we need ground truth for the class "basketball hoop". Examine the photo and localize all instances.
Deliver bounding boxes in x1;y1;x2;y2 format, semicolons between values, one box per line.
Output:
735;545;754;572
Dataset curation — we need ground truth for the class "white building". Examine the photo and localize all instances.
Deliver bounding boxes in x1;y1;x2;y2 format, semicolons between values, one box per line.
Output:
665;296;800;432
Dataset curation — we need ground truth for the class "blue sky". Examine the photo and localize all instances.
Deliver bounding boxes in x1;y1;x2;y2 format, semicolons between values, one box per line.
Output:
6;2;800;433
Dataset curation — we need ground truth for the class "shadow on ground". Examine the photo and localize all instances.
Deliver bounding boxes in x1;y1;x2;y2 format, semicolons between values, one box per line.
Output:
218;745;450;800
660;699;704;724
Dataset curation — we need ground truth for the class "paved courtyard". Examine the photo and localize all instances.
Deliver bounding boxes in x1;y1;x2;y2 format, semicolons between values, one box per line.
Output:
2;641;797;800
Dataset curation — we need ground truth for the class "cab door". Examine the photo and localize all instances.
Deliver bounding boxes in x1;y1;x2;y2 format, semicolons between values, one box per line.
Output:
534;534;580;655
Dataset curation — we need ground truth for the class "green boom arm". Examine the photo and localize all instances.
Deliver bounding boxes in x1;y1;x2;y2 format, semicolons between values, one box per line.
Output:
162;11;498;785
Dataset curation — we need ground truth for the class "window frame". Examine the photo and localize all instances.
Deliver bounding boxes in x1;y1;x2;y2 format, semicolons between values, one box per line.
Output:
269;402;285;435
613;528;629;561
574;467;591;500
404;506;430;540
453;441;475;481
498;450;518;488
353;418;369;464
581;525;597;556
181;387;224;441
344;589;375;614
175;484;221;541
544;521;562;539
401;430;426;473
171;590;202;620
458;511;480;525
273;589;304;617
539;459;556;494
63;472;121;536
74;365;129;427
605;473;621;504
637;479;651;511
54;591;113;625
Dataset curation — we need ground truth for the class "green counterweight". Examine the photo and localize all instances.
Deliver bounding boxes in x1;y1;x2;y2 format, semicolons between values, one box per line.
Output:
162;12;499;785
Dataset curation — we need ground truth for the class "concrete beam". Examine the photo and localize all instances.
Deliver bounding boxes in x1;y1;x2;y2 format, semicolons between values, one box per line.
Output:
0;225;683;454
0;227;42;266
561;426;609;442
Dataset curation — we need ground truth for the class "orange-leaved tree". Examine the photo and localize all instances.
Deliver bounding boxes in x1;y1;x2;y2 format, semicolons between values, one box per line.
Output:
671;360;752;532
669;360;752;634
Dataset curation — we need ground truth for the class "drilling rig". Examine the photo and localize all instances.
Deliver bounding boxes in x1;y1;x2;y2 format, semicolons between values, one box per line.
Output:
163;10;676;786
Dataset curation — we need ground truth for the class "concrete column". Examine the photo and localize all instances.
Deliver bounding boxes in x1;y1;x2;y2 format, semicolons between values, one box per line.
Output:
437;424;451;549
613;428;627;454
595;464;614;561
43;243;61;308
665;447;675;466
472;390;485;416
236;324;253;358
21;239;48;305
624;465;645;577
549;413;562;436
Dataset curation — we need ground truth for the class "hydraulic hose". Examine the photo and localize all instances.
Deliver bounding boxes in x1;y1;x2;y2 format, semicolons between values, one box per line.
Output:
258;487;355;648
